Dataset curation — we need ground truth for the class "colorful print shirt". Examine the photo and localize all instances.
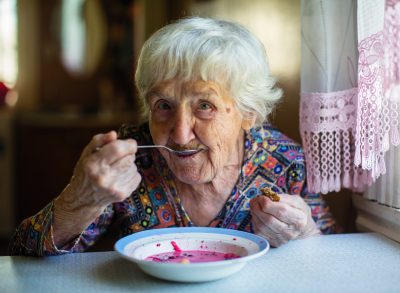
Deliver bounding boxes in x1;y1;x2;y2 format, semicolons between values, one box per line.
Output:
9;122;337;256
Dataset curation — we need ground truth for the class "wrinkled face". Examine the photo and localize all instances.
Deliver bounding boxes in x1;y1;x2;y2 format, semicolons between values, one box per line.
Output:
148;80;254;185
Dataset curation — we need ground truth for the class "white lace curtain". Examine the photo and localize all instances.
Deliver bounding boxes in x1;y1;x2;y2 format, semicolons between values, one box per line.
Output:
300;0;400;208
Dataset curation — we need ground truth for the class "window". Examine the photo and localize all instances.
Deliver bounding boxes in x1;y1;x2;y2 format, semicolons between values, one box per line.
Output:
0;0;18;88
61;0;86;75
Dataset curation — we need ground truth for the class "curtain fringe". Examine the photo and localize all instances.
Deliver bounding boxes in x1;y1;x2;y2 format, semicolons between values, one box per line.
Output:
302;129;370;194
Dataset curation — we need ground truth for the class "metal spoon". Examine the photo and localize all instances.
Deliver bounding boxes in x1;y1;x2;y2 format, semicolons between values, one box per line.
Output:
138;145;205;155
95;145;204;155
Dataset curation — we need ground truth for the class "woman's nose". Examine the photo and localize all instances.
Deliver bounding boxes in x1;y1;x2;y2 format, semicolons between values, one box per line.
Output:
170;108;196;145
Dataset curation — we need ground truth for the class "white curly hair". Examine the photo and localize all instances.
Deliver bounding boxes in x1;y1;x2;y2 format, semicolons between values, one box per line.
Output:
135;17;282;126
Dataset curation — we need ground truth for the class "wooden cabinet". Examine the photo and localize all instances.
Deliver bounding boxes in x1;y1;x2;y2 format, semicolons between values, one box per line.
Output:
0;110;15;237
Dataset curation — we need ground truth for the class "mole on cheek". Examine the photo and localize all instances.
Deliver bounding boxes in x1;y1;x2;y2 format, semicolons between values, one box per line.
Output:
225;107;231;113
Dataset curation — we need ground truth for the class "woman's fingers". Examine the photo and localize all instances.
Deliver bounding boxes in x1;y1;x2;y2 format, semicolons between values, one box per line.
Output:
250;194;312;247
251;211;293;247
95;154;142;202
278;194;309;212
251;200;291;232
254;195;308;231
86;130;138;166
84;131;118;156
87;148;140;198
67;131;142;207
94;139;137;164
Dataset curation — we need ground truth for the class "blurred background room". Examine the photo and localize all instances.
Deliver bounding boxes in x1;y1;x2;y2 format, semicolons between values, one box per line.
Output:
0;0;356;255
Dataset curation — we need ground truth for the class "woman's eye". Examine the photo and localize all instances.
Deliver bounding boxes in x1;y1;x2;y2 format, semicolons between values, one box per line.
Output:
155;100;171;110
199;102;212;110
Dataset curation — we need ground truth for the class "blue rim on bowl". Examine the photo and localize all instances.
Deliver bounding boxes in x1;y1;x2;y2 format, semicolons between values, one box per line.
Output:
114;227;270;282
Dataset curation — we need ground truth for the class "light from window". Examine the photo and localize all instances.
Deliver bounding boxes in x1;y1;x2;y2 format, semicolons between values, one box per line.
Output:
61;0;86;75
0;0;18;88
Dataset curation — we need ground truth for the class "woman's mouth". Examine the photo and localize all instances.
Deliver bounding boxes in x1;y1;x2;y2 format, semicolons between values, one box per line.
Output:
175;149;205;158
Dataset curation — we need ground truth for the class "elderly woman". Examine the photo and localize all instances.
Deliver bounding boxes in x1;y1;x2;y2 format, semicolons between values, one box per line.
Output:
10;17;336;255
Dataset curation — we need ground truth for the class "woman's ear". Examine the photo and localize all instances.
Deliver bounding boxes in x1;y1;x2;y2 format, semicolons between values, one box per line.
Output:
241;115;256;131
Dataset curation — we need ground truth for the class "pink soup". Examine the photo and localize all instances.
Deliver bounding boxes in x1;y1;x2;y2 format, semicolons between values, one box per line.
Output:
145;250;241;263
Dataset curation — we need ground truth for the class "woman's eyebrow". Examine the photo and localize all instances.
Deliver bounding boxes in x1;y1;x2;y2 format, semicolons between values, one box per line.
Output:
192;88;217;98
147;91;171;101
192;92;209;98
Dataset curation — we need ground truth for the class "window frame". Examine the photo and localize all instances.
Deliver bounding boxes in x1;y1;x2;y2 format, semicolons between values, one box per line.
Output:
353;193;400;243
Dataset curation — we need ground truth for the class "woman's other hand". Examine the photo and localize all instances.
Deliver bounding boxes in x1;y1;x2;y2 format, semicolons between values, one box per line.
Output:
53;131;141;247
250;194;321;247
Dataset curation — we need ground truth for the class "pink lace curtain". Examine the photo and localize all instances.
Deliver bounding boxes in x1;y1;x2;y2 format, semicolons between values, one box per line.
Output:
300;0;400;195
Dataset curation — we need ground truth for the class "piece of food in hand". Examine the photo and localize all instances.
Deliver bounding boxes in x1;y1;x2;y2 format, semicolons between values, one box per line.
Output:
260;187;280;202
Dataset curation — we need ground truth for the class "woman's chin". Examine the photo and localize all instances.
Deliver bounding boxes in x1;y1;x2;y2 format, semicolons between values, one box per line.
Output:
174;170;212;185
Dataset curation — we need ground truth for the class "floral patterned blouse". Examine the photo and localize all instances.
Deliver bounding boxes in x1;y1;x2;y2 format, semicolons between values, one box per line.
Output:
9;122;337;256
